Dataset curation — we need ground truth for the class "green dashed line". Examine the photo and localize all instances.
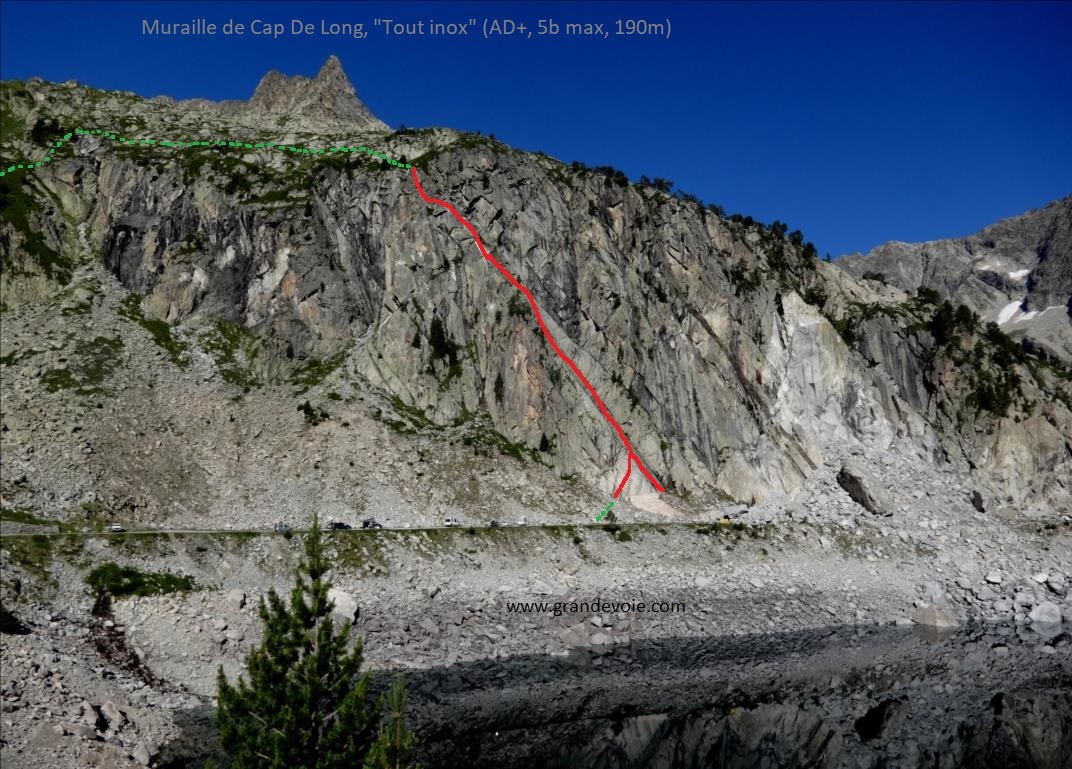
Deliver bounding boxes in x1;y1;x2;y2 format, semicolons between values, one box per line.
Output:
595;500;615;522
0;127;414;178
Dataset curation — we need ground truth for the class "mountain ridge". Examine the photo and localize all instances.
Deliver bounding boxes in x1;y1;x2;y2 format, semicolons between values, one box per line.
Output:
838;195;1072;362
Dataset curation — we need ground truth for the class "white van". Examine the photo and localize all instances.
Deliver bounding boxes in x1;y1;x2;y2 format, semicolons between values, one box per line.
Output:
444;516;460;528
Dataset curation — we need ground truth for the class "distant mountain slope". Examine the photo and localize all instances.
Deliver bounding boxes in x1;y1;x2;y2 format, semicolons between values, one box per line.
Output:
838;196;1072;361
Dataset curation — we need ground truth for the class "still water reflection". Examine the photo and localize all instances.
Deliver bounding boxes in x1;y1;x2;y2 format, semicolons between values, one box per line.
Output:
407;622;1070;769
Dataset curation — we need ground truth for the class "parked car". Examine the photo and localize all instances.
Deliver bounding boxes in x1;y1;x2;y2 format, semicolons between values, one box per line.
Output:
489;520;501;527
444;516;461;528
273;522;291;533
106;523;125;533
360;518;382;529
516;517;528;526
328;521;352;530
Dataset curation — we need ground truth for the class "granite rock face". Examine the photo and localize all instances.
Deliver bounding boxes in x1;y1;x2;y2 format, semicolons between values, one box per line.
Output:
2;61;1072;518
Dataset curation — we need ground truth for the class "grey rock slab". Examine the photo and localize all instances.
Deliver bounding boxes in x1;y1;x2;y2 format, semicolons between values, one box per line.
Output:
836;460;893;515
100;700;125;728
327;588;359;625
1029;601;1062;625
132;741;153;766
911;606;959;628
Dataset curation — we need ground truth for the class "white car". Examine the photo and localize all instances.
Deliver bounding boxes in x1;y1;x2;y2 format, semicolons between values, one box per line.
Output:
106;524;125;533
444;516;460;528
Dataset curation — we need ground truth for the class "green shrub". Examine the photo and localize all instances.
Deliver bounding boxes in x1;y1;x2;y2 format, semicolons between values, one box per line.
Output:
801;285;827;307
428;316;459;364
928;301;958;347
832;316;859;347
727;263;763;295
298;400;329;425
954;303;979;333
291;351;346;393
915;286;942;305
86;563;195;598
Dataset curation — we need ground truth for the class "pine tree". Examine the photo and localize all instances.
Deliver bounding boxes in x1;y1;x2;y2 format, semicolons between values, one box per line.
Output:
216;515;381;768
363;675;420;769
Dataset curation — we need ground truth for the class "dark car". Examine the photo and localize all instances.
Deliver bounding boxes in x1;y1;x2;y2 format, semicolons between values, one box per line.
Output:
273;522;291;533
489;520;501;527
361;518;383;529
328;521;352;530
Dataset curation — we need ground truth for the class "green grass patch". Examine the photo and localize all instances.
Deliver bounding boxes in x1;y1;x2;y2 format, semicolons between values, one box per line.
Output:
377;396;438;435
0;507;50;525
0;172;72;283
292;350;347;393
248;188;297;205
0;105;23;142
0;347;35;367
2;534;53;573
0;507;79;533
330;531;389;574
86;562;195;598
461;423;527;462
199;320;260;390
119;294;190;368
40;336;124;395
410;132;510;167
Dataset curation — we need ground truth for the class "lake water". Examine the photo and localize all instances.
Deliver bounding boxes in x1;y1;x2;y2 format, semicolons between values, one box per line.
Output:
406;622;1071;769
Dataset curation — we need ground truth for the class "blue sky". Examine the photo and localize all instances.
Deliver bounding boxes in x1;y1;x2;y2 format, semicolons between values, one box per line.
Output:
2;0;1070;257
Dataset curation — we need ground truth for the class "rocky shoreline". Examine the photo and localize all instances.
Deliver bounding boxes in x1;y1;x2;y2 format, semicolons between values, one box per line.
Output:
2;504;1069;768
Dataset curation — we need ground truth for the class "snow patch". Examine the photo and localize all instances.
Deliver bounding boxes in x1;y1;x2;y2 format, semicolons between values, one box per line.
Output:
996;300;1024;325
1008;268;1030;280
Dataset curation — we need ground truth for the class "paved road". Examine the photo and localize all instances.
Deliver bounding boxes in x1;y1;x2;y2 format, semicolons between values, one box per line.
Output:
0;520;725;538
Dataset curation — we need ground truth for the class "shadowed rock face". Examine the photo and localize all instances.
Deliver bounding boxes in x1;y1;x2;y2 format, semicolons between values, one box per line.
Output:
838;196;1072;362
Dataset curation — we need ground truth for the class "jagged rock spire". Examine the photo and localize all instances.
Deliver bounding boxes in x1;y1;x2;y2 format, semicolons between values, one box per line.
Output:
248;55;387;131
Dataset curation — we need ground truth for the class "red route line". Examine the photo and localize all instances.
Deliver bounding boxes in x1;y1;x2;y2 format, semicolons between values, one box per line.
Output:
613;455;633;498
411;167;665;498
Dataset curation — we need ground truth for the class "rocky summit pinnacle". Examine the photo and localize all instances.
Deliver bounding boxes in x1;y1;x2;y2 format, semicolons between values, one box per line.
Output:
247;54;388;131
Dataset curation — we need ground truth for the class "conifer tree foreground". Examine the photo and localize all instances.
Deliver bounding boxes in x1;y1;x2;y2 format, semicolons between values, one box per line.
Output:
216;515;403;768
364;674;421;769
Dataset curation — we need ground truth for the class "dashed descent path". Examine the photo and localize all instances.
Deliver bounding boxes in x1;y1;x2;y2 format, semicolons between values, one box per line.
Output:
411;167;665;498
0;127;413;178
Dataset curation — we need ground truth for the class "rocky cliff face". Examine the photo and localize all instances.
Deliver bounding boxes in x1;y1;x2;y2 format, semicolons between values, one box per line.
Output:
245;55;388;132
2;59;1071;522
839;197;1072;362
